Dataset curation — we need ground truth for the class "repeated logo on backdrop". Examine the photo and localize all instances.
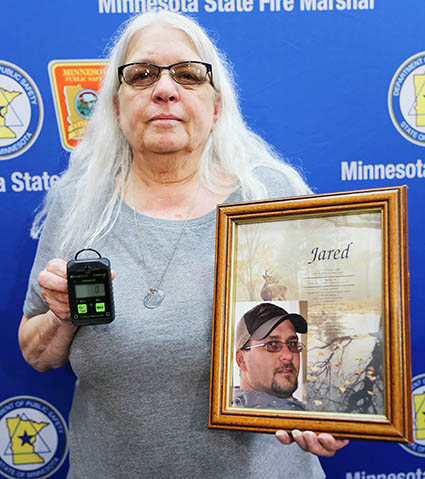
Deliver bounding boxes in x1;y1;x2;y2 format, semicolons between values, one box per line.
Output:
48;60;108;151
0;396;68;479
399;373;425;457
0;61;43;161
388;51;425;147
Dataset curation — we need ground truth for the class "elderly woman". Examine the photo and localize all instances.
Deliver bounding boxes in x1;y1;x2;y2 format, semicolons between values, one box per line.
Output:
19;11;347;479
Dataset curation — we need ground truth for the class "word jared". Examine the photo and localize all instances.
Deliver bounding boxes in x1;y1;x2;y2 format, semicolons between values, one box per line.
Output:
308;242;353;264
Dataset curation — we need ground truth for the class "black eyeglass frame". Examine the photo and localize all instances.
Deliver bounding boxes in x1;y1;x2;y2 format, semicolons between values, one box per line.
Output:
243;340;305;354
118;61;214;88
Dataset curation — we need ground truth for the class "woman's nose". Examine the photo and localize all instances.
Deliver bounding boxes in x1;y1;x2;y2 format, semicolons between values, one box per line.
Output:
151;71;180;103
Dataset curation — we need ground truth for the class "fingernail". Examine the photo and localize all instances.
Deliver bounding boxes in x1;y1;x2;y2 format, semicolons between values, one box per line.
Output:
276;430;284;438
292;429;302;438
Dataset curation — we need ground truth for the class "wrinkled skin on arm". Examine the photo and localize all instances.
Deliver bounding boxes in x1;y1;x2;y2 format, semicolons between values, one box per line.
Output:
19;258;77;372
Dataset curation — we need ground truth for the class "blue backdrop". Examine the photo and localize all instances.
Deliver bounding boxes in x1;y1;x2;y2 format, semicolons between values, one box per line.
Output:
1;1;424;477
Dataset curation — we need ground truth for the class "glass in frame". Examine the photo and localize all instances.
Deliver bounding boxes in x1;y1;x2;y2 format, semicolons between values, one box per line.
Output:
209;187;412;442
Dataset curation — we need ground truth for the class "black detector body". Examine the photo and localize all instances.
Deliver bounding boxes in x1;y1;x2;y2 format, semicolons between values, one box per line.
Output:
67;249;114;326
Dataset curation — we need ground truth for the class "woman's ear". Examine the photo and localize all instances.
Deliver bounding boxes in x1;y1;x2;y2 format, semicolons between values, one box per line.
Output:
210;95;221;132
113;96;120;127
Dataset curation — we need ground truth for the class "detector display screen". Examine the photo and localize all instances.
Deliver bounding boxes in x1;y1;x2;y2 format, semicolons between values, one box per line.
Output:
75;283;105;299
67;251;114;325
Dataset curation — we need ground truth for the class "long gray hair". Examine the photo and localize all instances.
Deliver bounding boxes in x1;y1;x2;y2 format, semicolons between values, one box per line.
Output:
31;11;310;257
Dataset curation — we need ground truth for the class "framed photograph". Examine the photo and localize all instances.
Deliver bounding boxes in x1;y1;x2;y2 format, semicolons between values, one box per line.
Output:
209;186;412;442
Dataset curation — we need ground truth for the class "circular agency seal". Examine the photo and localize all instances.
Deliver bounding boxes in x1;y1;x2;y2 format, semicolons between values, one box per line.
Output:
0;60;43;160
399;373;425;457
388;51;425;147
0;396;68;479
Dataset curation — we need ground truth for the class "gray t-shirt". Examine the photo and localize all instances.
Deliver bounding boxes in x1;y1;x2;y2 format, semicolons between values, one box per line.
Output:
24;166;325;479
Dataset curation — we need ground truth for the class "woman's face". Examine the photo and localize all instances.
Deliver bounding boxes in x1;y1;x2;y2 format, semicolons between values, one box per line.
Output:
115;24;220;162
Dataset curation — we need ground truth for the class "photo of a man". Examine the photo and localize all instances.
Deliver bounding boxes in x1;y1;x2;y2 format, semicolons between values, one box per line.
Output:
233;302;307;411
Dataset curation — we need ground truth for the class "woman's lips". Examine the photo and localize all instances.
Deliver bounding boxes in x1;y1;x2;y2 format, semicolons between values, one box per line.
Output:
149;114;182;124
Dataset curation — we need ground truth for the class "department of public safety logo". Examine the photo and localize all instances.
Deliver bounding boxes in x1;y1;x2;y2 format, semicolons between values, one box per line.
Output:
388;51;425;147
48;60;107;151
0;396;68;479
399;373;425;457
0;61;43;160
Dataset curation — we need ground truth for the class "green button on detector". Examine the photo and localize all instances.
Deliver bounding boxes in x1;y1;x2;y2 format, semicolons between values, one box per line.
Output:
77;304;87;314
96;302;105;312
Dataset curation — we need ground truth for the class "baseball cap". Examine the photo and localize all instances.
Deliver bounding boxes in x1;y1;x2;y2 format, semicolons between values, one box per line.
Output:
235;302;307;350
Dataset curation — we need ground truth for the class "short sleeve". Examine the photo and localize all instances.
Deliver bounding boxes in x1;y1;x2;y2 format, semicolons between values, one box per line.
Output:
23;192;66;318
253;164;312;199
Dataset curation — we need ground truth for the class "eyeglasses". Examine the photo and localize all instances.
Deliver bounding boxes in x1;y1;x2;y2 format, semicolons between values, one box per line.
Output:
243;340;305;354
118;61;214;88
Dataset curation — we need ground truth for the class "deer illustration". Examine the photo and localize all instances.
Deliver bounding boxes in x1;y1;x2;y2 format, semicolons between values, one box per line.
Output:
260;269;287;301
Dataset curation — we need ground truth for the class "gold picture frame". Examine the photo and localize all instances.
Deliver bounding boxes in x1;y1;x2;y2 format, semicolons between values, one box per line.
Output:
209;186;412;442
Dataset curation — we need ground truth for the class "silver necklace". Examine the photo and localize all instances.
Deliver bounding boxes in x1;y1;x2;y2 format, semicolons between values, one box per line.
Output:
130;165;201;309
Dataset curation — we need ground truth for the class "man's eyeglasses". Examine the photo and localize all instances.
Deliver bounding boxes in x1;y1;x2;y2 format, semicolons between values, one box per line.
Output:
243;340;305;354
118;61;214;88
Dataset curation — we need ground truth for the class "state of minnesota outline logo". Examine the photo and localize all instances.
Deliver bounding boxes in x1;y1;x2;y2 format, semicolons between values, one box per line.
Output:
0;61;43;160
0;396;68;478
48;60;107;151
388;51;425;147
399;373;425;457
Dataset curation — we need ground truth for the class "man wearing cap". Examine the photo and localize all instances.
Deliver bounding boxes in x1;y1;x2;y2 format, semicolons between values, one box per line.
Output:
233;302;308;410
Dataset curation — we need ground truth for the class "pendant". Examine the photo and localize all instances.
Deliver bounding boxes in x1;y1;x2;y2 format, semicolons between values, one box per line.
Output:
143;288;165;309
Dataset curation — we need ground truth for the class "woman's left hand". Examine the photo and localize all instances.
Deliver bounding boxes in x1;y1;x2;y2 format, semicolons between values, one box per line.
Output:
275;429;349;457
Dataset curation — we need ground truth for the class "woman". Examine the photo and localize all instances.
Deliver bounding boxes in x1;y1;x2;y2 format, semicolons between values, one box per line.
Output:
19;11;347;478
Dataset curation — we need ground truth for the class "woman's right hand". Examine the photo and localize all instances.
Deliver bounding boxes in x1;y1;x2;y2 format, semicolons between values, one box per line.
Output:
19;258;78;372
37;258;71;321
